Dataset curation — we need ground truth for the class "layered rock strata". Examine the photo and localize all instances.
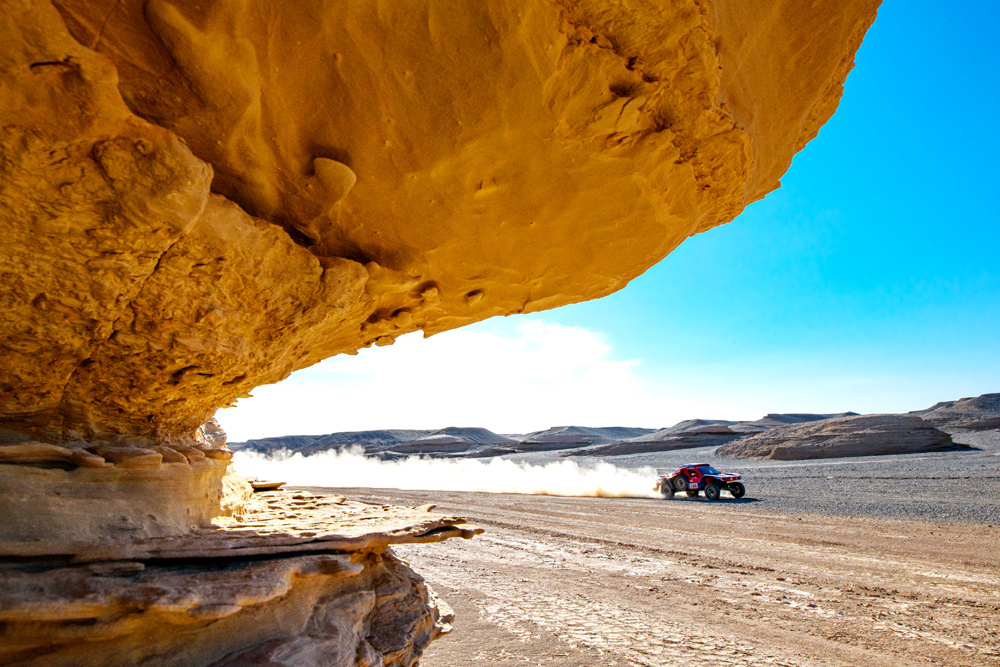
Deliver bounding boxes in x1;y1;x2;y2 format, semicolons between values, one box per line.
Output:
911;393;1000;432
716;414;965;460
576;423;742;457
0;417;247;544
0;490;481;666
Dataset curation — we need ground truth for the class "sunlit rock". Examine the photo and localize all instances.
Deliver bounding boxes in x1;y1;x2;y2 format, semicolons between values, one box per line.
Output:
0;0;879;440
0;0;880;663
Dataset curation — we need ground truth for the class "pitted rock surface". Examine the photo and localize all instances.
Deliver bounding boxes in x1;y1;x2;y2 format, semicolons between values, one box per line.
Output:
1;0;879;440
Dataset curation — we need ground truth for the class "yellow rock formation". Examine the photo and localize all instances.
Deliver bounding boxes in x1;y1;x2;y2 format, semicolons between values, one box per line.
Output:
2;0;878;442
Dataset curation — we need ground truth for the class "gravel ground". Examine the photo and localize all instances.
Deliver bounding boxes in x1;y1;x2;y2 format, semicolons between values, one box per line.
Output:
298;430;1000;666
322;486;1000;666
503;429;1000;524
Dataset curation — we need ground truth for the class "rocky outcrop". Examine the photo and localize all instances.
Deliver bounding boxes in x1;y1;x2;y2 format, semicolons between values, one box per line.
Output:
518;426;658;450
575;422;741;456
728;412;861;433
0;456;234;545
716;414;966;460
0;490;479;666
390;427;520;456
911;393;1000;432
0;0;880;441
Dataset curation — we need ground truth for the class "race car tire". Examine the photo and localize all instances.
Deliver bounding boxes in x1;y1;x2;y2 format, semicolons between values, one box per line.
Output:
729;482;746;498
704;483;721;501
661;482;675;498
685;490;699;497
673;476;687;492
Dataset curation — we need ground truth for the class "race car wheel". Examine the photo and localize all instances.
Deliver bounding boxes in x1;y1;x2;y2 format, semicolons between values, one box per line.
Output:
685;490;699;497
704;483;721;501
673;476;688;492
661;481;675;498
729;482;746;499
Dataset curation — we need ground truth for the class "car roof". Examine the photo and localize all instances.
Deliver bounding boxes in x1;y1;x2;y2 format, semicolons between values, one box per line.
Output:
681;463;712;467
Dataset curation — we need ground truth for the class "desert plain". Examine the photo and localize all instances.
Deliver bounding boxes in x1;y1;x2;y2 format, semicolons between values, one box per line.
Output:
306;428;1000;666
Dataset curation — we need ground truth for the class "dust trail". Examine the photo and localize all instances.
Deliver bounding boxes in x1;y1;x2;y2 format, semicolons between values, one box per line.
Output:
233;447;660;498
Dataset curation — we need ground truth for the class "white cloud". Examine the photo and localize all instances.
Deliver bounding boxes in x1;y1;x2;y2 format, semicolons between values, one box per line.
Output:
215;315;940;444
216;318;668;441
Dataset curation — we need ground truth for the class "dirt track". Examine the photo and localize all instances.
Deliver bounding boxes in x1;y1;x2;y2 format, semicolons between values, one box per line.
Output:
316;488;1000;666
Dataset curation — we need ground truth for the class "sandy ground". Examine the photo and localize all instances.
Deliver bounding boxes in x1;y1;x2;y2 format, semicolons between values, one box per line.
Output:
313;487;1000;667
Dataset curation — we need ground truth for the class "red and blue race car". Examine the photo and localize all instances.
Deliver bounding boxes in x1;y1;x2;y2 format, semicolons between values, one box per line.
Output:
655;463;746;500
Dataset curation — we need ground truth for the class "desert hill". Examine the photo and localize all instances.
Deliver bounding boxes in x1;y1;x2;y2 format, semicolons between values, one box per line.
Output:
230;396;998;462
517;426;659;449
715;414;965;460
729;412;860;433
910;393;1000;431
236;429;433;456
390;428;520;456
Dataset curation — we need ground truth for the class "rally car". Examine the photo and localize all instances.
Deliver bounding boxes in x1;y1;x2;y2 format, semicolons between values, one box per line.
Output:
655;463;746;500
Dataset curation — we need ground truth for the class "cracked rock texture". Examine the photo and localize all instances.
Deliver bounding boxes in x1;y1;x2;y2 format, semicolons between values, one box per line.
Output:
1;0;879;441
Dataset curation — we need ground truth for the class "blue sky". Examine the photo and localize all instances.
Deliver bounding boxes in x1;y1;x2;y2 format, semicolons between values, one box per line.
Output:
537;0;1000;405
218;2;999;441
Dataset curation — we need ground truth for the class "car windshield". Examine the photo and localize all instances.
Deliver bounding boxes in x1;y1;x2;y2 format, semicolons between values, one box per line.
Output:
697;466;720;474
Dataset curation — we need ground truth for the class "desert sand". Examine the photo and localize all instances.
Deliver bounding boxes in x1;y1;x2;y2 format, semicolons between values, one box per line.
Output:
336;487;1000;666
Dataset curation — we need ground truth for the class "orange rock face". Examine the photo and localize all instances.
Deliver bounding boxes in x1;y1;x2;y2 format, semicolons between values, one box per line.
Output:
1;0;879;441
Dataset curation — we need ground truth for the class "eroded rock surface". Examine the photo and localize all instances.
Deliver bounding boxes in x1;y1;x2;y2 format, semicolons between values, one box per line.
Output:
0;490;479;666
911;393;1000;432
716;414;965;460
0;0;880;440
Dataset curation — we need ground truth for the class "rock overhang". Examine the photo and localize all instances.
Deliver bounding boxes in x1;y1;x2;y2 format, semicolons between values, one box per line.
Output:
1;0;880;441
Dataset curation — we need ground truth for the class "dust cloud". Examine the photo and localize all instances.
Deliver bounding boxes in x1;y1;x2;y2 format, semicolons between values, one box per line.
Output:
233;447;661;498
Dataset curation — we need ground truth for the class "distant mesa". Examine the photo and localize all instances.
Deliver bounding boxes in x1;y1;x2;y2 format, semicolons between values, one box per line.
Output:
389;428;519;456
229;394;998;462
728;412;860;433
575;421;741;457
909;393;1000;432
564;414;861;457
716;414;967;460
234;429;431;456
517;426;657;451
233;427;521;459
